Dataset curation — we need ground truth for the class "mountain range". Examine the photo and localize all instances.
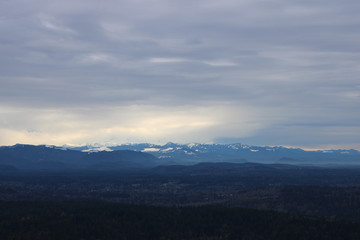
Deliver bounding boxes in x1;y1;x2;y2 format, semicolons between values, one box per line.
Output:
68;142;360;165
0;143;359;171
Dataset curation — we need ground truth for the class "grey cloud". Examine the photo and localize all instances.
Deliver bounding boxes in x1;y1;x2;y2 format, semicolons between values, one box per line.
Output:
1;0;360;148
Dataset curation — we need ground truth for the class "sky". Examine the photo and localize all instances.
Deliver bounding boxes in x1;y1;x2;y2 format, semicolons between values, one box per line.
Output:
1;0;360;149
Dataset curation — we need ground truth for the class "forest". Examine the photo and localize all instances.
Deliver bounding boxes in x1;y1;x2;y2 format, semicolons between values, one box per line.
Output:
1;201;360;240
2;164;360;239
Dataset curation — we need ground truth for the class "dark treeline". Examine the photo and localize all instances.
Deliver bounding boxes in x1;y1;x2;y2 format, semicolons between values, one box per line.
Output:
1;201;360;240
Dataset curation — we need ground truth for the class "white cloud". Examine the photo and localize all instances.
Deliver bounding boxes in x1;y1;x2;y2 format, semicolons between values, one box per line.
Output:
77;53;117;64
41;19;75;34
203;60;237;67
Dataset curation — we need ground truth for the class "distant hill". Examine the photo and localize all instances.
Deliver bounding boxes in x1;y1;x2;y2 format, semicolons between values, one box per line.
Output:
0;144;158;170
67;142;360;165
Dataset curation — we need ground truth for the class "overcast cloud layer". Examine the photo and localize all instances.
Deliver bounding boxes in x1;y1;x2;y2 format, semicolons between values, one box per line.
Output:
1;0;360;149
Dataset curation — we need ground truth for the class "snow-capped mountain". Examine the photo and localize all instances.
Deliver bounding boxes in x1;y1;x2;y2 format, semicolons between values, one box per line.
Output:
1;143;360;170
66;142;360;165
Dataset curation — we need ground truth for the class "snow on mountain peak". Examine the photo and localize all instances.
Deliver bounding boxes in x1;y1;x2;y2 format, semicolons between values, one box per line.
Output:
82;146;113;153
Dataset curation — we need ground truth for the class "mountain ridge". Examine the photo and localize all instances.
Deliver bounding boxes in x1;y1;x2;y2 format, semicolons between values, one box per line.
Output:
1;143;360;171
66;142;360;165
0;144;158;170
